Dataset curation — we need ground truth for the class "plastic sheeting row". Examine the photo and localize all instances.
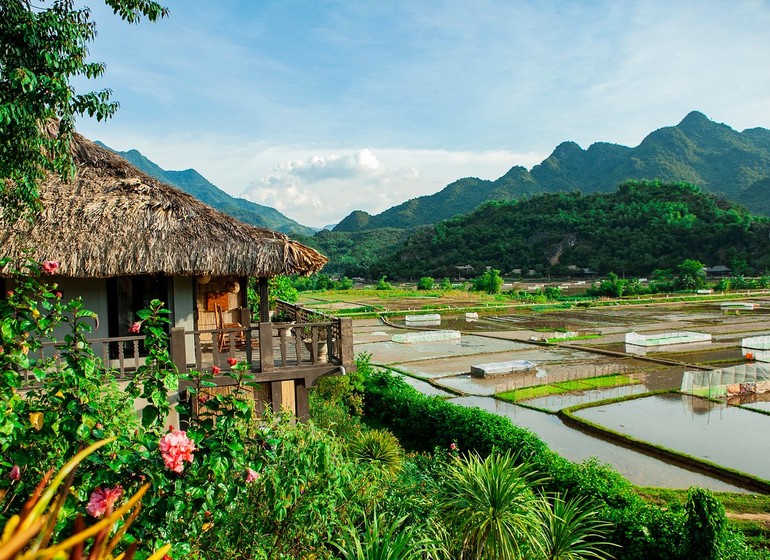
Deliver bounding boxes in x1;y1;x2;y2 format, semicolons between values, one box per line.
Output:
681;362;770;398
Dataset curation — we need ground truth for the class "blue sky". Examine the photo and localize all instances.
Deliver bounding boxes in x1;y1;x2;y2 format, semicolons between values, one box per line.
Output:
76;0;770;227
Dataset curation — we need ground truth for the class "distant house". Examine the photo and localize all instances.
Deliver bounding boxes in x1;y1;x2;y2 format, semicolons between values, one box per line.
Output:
705;265;731;278
1;131;349;420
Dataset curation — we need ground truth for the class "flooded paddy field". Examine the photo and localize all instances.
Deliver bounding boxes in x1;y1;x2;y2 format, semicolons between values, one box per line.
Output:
574;393;770;480
351;298;770;490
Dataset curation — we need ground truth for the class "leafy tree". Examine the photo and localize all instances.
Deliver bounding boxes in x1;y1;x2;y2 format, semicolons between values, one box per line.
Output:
472;269;503;294
337;276;354;290
543;286;562;300
439;277;452;290
376;276;392;290
417;276;434;290
676;259;706;290
0;0;168;222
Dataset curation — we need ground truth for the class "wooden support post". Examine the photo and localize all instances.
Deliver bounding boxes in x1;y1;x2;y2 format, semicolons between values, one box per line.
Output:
240;306;253;364
170;327;187;374
271;381;284;414
258;277;270;323
296;382;309;422
259;322;274;373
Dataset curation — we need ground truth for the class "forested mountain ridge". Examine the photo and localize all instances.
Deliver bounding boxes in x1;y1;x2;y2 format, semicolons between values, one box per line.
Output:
370;181;770;280
334;111;770;233
96;143;317;237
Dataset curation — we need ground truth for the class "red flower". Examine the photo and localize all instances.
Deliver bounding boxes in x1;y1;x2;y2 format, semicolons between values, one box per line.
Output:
198;394;210;404
449;443;457;450
86;486;123;518
128;321;142;334
159;428;195;473
9;465;20;482
55;291;62;299
246;467;259;482
212;365;221;375
42;261;59;274
227;357;237;367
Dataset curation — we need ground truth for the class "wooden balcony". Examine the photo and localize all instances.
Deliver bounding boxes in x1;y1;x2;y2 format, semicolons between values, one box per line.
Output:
34;302;355;422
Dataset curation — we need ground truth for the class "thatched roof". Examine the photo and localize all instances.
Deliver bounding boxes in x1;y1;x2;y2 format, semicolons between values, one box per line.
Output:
1;131;328;278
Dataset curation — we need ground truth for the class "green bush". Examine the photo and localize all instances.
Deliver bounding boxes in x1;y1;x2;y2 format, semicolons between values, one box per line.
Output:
417;276;435;290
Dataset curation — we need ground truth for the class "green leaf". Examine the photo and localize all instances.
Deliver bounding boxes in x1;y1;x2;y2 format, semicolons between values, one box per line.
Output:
141;405;159;428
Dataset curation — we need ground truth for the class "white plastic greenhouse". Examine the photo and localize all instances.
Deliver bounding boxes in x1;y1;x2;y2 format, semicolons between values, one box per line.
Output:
625;331;712;347
742;335;770;363
681;362;770;398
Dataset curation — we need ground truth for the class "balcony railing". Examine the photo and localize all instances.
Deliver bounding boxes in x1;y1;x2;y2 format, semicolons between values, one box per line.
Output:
30;302;353;382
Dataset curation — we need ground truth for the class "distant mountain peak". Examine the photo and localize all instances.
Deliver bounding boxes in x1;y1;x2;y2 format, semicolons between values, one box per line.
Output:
551;141;584;159
330;112;770;233
679;110;710;126
99;143;317;237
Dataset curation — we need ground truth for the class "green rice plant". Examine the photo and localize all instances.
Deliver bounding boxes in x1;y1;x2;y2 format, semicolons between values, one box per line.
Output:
498;375;640;403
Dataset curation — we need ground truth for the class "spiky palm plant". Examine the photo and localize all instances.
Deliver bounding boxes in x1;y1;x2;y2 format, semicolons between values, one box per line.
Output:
332;510;445;560
538;493;617;560
437;451;545;560
350;429;404;478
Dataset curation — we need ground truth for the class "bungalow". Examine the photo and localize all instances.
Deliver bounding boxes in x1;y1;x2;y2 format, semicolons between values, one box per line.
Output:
1;131;353;420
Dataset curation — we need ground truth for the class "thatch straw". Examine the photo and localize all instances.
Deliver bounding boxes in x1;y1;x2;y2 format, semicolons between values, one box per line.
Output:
1;131;328;278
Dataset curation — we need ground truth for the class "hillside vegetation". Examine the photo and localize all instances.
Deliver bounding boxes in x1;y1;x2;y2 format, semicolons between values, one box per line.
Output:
370;181;770;279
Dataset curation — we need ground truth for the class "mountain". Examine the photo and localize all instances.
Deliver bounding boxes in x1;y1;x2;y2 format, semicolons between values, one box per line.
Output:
96;143;317;237
371;181;770;280
334;111;770;233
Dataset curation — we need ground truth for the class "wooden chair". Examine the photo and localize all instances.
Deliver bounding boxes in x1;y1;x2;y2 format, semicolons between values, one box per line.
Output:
216;304;245;352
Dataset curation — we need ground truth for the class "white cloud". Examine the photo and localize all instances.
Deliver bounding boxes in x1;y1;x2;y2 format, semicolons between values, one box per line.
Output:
239;147;542;227
275;149;385;181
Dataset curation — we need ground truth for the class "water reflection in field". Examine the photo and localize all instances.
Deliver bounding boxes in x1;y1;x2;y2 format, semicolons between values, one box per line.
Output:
574;393;770;480
379;378;746;491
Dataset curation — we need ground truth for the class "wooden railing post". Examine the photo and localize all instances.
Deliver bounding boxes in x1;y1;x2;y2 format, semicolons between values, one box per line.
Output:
259;322;274;373
240;306;253;365
170;327;187;374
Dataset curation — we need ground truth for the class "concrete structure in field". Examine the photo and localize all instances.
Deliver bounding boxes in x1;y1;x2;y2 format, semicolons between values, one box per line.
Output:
405;313;441;327
625;331;712;347
392;330;460;343
471;360;537;378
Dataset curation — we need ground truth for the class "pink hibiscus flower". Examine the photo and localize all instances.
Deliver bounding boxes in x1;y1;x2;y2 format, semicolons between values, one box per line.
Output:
227;357;237;366
9;465;20;482
42;261;59;274
159;428;195;473
86;486;124;518
246;467;259;482
128;321;142;334
212;365;221;375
